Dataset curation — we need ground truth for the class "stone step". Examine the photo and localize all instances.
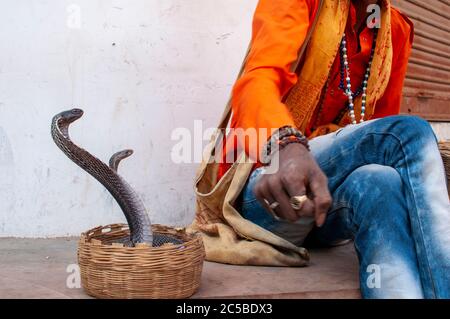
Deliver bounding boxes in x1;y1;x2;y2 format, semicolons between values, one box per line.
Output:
0;238;360;299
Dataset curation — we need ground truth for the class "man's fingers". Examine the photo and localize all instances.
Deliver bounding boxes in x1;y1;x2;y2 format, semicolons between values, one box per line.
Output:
254;177;290;221
273;191;298;222
296;198;315;218
254;178;270;207
268;177;298;222
309;171;332;227
254;178;266;201
254;163;330;225
281;171;307;198
258;185;280;218
280;172;317;218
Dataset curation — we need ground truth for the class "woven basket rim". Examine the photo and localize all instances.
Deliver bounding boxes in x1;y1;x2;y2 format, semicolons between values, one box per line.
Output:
439;141;450;151
79;223;200;250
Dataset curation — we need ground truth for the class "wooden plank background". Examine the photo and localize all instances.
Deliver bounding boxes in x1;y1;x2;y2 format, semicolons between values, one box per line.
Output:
392;0;450;121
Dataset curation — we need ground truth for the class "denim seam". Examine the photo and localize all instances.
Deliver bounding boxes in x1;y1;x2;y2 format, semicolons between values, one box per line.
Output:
365;131;437;297
317;143;361;168
242;198;258;205
328;202;358;235
329;202;349;211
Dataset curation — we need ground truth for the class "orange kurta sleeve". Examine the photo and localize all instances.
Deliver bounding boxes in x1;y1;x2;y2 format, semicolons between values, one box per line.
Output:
228;0;316;162
373;8;414;118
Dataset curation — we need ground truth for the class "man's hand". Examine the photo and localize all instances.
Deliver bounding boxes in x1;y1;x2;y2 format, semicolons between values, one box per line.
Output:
254;143;332;226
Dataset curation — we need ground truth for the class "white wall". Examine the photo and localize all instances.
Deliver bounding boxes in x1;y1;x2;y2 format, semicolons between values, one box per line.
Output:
0;0;257;237
0;1;449;237
431;123;450;142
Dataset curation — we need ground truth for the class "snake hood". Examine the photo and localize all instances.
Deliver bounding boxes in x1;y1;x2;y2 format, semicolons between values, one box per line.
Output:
51;108;153;246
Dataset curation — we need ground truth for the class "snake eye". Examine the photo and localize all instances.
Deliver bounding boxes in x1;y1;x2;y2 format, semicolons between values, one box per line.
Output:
71;108;83;115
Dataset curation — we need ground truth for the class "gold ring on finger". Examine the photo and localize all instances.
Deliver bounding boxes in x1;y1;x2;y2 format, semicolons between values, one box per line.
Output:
290;195;308;210
264;199;280;211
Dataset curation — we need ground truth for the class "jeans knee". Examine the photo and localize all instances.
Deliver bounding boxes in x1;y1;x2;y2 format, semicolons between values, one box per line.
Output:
348;165;408;227
390;115;436;141
348;164;403;196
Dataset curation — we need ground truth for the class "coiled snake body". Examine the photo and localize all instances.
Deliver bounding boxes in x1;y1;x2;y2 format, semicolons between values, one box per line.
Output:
51;109;156;246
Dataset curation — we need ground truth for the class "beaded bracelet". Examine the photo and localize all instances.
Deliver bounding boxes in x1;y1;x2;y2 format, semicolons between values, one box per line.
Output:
278;135;310;151
261;126;310;165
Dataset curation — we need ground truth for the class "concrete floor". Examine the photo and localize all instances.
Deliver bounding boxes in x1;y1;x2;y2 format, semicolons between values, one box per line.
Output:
0;238;360;299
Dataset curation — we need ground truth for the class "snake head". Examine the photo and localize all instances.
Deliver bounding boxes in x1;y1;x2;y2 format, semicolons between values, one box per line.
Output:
51;108;84;140
109;149;134;172
122;149;134;158
53;108;84;128
58;108;84;124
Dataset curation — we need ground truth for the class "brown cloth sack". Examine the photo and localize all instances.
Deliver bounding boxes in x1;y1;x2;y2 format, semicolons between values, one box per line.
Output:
187;1;325;267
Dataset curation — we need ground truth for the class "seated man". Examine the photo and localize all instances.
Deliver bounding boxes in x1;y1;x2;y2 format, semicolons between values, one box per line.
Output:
214;0;450;298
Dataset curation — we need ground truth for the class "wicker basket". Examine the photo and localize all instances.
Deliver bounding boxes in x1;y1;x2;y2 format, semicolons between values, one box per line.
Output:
78;223;205;299
439;141;450;196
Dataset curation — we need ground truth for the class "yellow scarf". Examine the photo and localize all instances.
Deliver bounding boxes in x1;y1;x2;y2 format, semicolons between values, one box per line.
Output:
284;0;393;136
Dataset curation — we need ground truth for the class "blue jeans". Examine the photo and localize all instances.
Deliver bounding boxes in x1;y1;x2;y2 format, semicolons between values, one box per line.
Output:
240;115;450;299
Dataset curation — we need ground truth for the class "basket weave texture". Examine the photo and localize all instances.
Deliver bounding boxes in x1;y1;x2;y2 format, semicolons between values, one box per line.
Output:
440;141;450;196
78;224;205;299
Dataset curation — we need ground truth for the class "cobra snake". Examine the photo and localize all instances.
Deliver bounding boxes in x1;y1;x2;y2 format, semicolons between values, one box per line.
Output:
51;108;181;247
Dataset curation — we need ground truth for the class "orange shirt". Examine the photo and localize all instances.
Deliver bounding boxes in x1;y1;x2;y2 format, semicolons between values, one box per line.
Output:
218;0;414;179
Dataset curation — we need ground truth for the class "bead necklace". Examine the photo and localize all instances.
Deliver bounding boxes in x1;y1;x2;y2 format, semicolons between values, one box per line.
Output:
311;29;379;133
339;28;378;124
